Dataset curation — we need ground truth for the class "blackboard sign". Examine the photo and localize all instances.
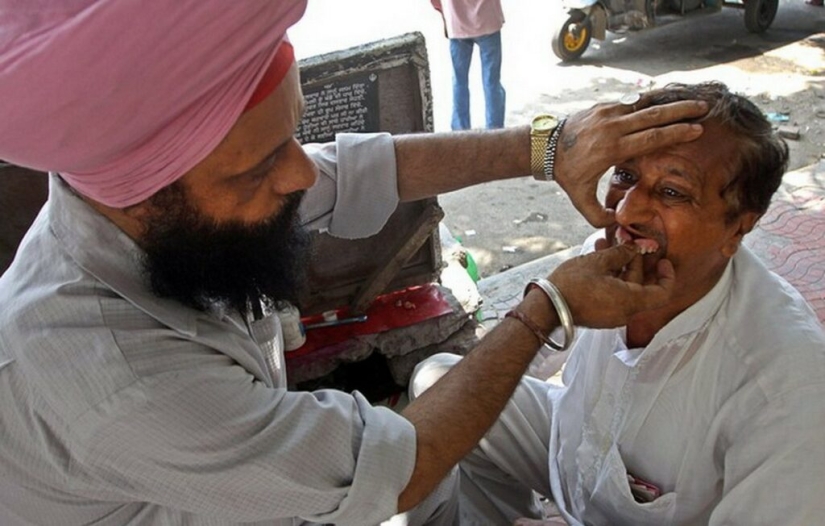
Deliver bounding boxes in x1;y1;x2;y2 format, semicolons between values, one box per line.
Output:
297;31;433;140
297;73;380;144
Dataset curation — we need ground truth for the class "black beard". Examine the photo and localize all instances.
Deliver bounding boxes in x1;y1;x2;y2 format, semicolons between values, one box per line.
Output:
139;183;310;318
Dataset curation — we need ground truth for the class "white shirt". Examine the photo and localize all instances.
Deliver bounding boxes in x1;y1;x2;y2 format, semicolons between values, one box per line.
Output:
549;234;825;525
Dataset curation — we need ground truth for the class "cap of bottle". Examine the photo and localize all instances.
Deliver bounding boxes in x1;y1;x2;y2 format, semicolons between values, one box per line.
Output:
277;303;306;352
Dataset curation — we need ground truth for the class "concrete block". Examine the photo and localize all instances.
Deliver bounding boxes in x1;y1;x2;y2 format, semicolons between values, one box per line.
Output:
777;125;801;140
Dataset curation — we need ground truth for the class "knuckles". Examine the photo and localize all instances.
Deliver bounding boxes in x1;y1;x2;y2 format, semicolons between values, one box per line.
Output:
640;128;662;147
643;105;664;120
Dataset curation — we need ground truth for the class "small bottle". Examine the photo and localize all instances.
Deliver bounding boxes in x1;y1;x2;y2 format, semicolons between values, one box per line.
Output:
277;303;306;352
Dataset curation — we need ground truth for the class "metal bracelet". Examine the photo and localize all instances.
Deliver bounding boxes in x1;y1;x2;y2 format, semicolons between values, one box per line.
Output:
543;117;567;182
523;278;575;351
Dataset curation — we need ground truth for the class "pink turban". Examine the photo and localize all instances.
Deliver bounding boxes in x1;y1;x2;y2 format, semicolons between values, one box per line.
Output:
0;0;307;208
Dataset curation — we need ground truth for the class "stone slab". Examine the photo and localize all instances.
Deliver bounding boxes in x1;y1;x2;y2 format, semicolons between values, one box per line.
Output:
476;246;581;328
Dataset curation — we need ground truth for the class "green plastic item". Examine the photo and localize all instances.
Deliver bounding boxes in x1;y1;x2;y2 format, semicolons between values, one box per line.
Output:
453;235;480;282
465;251;480;283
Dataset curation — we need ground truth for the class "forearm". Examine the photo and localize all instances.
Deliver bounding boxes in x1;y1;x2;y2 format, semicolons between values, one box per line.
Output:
398;290;555;511
394;126;531;202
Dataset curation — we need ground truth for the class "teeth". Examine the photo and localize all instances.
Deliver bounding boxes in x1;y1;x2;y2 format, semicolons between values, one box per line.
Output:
633;238;659;254
615;228;634;246
615;226;660;254
634;238;660;254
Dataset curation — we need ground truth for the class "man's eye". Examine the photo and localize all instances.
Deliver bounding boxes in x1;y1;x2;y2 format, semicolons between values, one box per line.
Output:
662;187;686;199
245;153;279;184
612;169;635;185
248;168;269;182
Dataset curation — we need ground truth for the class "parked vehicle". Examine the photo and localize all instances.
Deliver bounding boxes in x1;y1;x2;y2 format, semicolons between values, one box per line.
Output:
552;0;779;61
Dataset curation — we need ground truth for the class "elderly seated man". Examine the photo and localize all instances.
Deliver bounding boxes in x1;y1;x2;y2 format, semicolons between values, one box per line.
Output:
412;81;825;526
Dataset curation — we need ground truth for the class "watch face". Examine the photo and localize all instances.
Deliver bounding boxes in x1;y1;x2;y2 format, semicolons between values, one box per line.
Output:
533;115;558;132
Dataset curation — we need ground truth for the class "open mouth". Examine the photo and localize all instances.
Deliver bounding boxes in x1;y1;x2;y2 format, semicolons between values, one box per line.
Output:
614;225;661;255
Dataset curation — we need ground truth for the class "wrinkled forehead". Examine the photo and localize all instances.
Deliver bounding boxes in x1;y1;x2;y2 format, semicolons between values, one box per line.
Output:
659;119;742;188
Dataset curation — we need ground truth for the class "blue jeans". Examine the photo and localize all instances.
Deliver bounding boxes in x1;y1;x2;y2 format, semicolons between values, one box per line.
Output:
449;31;506;130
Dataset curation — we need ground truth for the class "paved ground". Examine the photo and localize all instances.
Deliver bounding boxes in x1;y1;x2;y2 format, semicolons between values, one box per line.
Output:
744;161;825;320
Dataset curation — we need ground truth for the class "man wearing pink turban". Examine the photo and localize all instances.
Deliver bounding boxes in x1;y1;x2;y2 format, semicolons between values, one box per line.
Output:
0;1;709;524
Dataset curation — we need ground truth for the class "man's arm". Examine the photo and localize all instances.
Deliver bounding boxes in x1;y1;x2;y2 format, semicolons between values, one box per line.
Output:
394;127;529;202
394;99;707;227
397;243;676;511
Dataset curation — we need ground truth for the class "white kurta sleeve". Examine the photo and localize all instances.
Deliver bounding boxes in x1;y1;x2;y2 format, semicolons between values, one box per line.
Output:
299;132;399;239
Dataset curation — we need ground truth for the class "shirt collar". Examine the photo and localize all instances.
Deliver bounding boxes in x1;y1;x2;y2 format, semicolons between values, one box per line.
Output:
48;174;199;336
647;255;734;349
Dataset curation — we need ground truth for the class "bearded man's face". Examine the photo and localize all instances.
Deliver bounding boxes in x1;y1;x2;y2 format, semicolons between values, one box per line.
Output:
139;181;310;317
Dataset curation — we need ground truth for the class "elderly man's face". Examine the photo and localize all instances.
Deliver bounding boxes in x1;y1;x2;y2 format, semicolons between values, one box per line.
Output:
605;121;758;309
136;62;318;315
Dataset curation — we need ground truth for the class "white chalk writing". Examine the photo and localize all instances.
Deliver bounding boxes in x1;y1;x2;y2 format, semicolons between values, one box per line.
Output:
298;77;377;143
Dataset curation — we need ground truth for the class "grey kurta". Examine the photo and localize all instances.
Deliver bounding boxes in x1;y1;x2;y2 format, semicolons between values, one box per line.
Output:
0;133;421;525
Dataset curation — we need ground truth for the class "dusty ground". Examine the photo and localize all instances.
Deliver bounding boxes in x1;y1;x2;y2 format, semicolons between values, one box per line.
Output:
292;0;825;278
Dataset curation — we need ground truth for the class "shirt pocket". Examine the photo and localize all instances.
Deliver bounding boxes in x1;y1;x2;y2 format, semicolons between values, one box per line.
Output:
585;443;678;526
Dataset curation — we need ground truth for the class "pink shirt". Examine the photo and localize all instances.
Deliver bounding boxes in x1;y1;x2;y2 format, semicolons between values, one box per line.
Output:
431;0;504;39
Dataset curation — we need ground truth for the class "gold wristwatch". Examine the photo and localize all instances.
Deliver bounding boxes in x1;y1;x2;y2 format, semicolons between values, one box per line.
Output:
529;114;561;180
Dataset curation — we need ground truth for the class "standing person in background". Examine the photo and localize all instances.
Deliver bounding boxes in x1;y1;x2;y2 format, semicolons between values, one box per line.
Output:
431;0;507;130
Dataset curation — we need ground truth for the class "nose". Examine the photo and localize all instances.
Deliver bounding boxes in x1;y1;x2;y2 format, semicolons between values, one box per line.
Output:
271;138;318;195
614;185;654;227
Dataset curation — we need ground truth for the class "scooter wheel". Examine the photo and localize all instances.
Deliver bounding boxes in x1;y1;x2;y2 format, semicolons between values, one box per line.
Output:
744;0;778;33
552;12;593;62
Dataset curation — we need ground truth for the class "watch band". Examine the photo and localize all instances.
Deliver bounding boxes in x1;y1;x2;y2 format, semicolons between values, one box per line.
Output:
529;114;559;179
530;132;549;179
543;118;567;182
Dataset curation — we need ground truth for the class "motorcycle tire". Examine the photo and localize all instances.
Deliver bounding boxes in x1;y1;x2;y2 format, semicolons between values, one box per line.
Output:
744;0;778;33
552;12;592;62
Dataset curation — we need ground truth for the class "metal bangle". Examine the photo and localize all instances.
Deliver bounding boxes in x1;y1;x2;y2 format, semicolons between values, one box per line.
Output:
523;278;575;351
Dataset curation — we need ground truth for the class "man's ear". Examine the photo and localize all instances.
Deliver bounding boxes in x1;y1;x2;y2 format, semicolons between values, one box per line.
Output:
82;195;152;242
721;211;761;258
